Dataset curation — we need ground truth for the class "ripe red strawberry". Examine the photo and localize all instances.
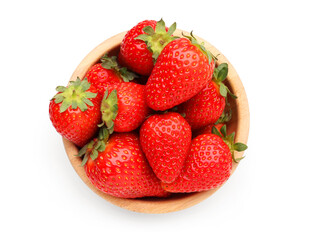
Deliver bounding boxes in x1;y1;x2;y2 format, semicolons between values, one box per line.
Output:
85;55;136;94
145;34;215;111
140;112;192;183
119;19;176;76
178;63;235;130
49;78;102;147
79;129;168;198
100;82;151;133
162;125;247;193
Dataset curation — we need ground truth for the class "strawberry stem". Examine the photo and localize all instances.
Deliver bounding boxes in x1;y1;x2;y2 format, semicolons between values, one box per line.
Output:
100;54;137;82
135;18;178;62
78;127;110;166
52;77;97;113
213;63;237;99
212;124;248;163
99;88;118;134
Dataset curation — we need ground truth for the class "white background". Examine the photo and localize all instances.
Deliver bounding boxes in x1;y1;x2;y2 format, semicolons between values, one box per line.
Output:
1;0;309;239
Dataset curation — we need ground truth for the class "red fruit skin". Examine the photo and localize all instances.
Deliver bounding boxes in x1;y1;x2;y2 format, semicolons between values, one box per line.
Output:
162;134;232;193
140;112;192;183
84;132;169;198
178;81;225;130
49;85;102;147
85;63;123;94
119;20;157;76
146;38;215;111
109;82;151;132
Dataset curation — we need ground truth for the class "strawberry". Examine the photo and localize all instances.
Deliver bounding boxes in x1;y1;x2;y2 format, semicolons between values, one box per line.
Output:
100;82;151;133
49;78;102;147
145;33;216;111
85;54;136;94
79;129;168;198
139;112;192;183
119;19;176;76
178;63;235;130
162;125;247;193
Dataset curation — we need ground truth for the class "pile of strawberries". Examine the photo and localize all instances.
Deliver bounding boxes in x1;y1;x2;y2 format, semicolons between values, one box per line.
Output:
49;19;247;199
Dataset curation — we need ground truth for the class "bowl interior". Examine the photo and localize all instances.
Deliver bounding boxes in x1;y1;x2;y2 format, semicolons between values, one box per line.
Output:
63;30;250;214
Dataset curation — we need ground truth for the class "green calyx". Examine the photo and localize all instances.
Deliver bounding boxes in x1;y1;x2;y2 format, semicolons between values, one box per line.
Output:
78;127;110;166
135;18;178;61
100;54;137;82
213;63;237;99
215;108;232;125
182;31;217;64
212;124;248;163
99;88;118;134
52;77;97;113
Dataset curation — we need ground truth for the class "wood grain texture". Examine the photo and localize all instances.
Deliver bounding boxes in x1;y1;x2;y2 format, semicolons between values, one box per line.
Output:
62;30;250;214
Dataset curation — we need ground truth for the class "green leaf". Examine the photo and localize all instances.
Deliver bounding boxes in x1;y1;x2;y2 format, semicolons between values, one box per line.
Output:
84;92;97;99
155;18;166;32
71;100;78;109
101;55;118;69
217;64;228;81
101;128;109;141
233;143;248;152
73;77;81;86
94;141;101;150
220;124;227;137
119;67;137;82
229;132;235;144
80;79;91;91
103;88;109;100
135;34;150;42
77;144;88;157
77;101;88;112
213;67;219;80
135;19;177;62
152;51;160;61
219;83;228;97
111;104;118;116
217;63;228;72
234;156;245;163
101;89;118;135
211;126;222;137
54;94;64;103
90;149;98;160
216;109;232;124
227;87;238;99
56;86;66;92
81;153;89;166
106;119;114;129
108;89;118;103
167;22;176;35
97;142;106;152
82;97;94;106
206;51;212;65
59;100;71;113
143;26;155;35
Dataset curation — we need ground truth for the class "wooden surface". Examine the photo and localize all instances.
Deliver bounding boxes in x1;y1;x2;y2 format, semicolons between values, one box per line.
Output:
62;30;250;214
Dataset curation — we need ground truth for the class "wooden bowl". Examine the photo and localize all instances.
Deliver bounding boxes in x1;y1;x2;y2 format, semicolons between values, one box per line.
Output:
63;30;250;214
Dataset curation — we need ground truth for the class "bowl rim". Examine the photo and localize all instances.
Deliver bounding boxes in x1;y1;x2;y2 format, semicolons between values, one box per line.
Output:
62;30;250;214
